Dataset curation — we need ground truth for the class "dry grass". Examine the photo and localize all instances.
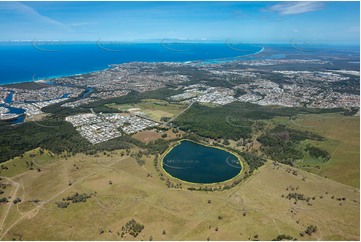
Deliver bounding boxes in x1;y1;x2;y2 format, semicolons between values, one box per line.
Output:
0;147;358;240
132;130;162;143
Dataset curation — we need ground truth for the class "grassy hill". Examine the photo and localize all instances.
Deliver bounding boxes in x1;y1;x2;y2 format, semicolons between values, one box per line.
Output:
0;148;358;240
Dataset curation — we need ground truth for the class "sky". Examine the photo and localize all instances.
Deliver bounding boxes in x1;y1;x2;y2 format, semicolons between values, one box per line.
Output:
0;1;359;44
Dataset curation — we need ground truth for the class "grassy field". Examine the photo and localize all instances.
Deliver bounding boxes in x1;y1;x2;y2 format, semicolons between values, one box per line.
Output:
132;130;162;143
106;99;187;122
273;113;360;188
0;146;359;240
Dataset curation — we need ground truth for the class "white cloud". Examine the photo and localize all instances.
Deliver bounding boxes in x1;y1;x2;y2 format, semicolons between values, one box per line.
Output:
0;2;69;30
348;26;360;33
265;2;324;15
69;22;97;27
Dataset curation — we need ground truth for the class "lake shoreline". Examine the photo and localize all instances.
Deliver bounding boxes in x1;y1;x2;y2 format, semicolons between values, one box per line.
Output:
160;139;244;185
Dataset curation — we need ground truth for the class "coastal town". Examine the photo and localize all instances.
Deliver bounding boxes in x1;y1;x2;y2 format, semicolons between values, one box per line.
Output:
167;67;359;108
0;106;17;121
0;59;359;124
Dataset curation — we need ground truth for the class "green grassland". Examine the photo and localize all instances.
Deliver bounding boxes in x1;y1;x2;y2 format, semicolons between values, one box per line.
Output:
106;99;187;122
0;149;358;241
273;113;360;188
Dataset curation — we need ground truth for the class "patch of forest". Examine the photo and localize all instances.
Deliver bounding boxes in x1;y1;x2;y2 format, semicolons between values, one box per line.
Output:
257;124;330;165
173;101;342;140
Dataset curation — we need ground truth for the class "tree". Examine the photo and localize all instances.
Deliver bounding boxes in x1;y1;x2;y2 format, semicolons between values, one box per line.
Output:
305;225;317;236
272;234;296;241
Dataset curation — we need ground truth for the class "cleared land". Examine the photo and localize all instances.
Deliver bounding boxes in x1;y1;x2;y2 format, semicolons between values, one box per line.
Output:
106;99;187;122
132;130;162;143
0;146;358;240
273;113;360;188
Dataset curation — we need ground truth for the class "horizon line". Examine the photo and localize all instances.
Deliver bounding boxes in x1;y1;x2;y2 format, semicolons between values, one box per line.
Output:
0;39;360;46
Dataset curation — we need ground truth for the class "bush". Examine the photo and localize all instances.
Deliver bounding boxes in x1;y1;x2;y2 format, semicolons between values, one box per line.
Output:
121;219;144;238
305;146;330;160
272;234;297;241
305;225;317;236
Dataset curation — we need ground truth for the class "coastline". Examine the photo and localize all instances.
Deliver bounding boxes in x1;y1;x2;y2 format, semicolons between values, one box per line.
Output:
0;45;264;87
0;67;109;87
253;46;265;55
187;46;265;64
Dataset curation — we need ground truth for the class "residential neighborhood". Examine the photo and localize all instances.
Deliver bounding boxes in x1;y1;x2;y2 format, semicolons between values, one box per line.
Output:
65;113;159;144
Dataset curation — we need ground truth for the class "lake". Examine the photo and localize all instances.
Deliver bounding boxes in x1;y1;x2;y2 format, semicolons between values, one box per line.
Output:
162;140;242;184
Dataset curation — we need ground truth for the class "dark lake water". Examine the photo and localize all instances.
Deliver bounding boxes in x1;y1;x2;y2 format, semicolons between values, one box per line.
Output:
162;140;242;184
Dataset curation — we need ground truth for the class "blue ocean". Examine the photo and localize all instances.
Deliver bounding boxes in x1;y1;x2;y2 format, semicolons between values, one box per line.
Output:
0;42;263;84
